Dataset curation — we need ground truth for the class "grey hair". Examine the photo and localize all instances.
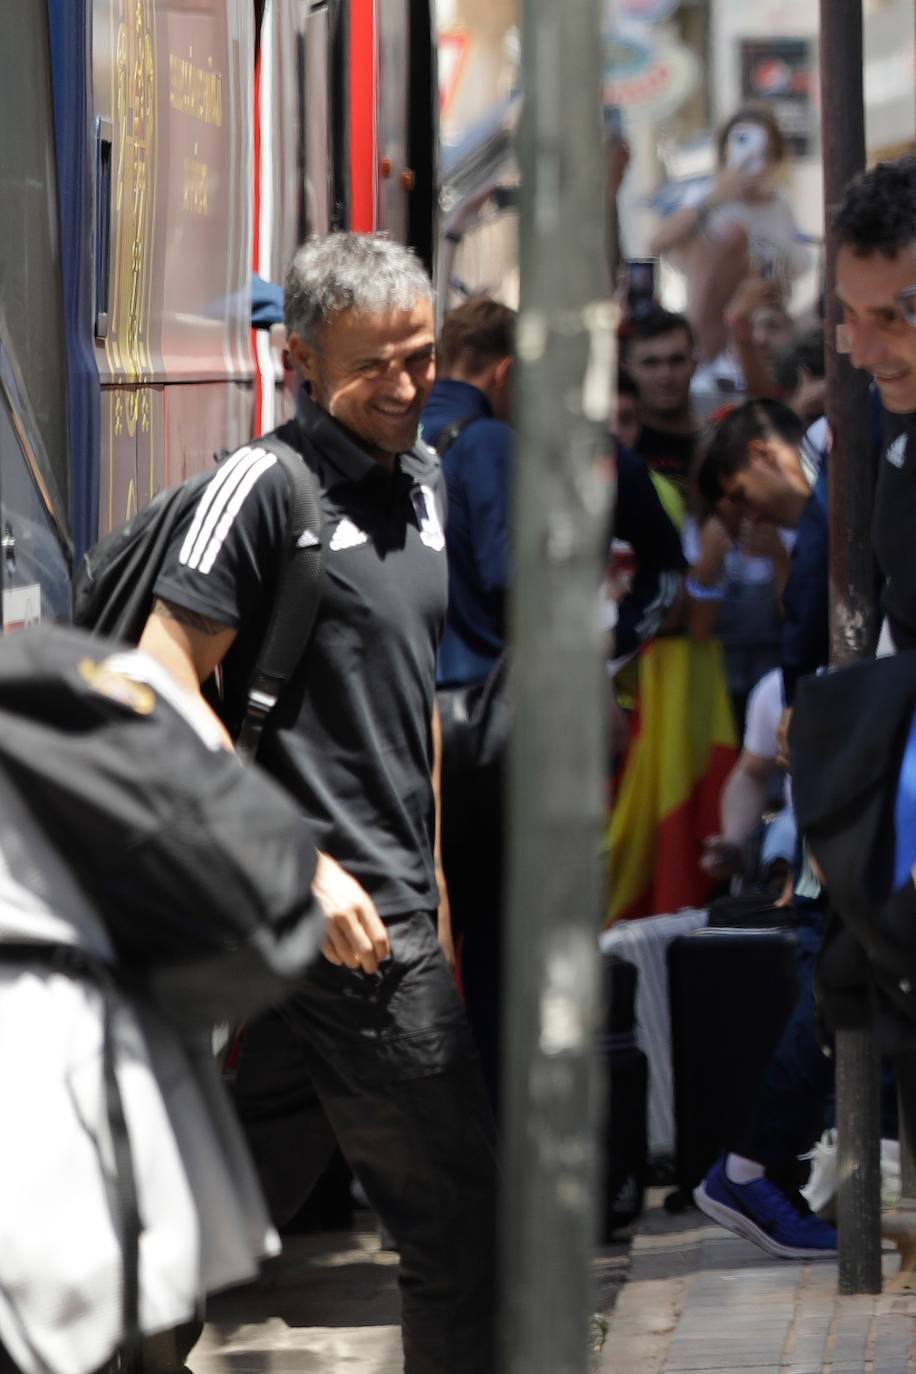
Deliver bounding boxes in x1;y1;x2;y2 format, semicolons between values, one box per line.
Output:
284;232;433;344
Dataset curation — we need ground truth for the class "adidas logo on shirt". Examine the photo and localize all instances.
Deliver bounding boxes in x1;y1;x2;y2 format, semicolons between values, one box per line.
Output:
329;517;369;552
886;433;908;468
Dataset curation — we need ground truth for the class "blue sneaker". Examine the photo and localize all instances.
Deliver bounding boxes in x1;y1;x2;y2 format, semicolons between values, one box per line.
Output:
694;1156;838;1259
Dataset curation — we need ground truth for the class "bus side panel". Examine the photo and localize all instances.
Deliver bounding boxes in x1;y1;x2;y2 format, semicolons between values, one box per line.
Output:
98;387;144;533
0;3;72;625
152;4;253;384
162;382;253;492
48;0;101;561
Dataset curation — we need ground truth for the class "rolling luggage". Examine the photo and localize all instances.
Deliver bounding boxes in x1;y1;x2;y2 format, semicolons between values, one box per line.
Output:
600;954;649;1237
599;909;708;1161
667;926;799;1204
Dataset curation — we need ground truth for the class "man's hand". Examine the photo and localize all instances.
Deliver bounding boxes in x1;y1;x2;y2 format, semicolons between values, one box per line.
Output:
724;273;781;331
312;852;390;973
436;862;457;973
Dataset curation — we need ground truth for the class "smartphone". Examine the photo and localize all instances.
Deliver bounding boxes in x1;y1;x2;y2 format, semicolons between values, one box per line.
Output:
626;258;657;321
726;120;769;176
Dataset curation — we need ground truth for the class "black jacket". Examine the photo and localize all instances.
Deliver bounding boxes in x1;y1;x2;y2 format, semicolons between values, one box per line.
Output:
791;652;916;1047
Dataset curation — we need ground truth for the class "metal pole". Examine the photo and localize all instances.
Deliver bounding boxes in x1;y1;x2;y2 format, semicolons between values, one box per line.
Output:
501;1;614;1370
818;0;882;1296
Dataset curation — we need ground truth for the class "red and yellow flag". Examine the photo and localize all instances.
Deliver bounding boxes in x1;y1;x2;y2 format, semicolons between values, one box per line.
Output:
607;636;738;924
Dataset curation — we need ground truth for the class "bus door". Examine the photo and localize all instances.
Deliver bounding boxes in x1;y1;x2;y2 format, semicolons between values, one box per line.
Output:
298;1;347;239
91;0;255;536
253;0;312;433
376;0;437;266
0;4;73;629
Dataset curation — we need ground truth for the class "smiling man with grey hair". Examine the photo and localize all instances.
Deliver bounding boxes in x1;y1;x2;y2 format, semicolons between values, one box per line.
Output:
138;231;497;1373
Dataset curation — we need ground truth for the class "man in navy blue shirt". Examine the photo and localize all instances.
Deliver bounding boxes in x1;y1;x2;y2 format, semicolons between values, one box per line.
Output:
423;301;684;1109
421;298;513;687
422;300;684;687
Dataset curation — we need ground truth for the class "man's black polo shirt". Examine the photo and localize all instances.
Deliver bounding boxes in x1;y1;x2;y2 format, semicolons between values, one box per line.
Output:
155;390;448;918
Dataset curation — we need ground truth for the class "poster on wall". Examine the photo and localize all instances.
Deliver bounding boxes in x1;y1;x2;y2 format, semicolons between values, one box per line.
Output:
739;37;814;156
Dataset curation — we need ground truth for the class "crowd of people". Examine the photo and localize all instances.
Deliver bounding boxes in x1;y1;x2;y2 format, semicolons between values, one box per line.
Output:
3;88;916;1374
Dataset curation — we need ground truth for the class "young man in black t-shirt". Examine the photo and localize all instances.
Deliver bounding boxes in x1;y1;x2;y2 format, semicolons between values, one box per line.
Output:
623;308;699;501
139;233;497;1374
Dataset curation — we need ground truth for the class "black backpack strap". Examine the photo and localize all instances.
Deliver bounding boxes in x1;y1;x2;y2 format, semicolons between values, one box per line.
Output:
236;426;324;764
434;414;479;458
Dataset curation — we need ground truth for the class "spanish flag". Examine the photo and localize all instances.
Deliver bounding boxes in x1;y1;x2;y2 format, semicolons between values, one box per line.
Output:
607;636;738;924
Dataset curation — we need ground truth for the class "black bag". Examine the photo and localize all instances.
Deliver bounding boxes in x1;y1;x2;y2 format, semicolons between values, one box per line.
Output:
707;892;792;930
0;625;324;1025
600;953;648;1237
437;651;510;779
667;927;798;1197
72;425;324;761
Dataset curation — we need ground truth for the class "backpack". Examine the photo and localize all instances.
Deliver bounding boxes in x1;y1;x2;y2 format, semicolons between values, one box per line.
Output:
72;423;323;761
0;623;325;1026
0;623;329;1368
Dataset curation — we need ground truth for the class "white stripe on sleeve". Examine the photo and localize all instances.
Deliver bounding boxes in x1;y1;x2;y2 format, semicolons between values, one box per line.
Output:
180;447;276;572
198;451;279;574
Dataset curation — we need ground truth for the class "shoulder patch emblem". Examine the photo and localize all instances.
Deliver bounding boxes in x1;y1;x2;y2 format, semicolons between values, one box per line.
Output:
886;433;908;468
329;517;368;552
79;659;156;715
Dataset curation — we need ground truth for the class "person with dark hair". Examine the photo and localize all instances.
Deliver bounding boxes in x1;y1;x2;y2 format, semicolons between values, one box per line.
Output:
623;308;698;502
696;397;828;710
690;398;837;1260
650;103;808;365
420;298;515;688
774;326;826;425
422;299;684;1111
835;155;916;652
697;398;807;521
614;366;641;452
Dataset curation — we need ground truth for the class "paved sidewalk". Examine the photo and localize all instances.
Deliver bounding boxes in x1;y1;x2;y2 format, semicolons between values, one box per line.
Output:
600;1192;916;1374
188;1225;628;1372
189;1230;403;1373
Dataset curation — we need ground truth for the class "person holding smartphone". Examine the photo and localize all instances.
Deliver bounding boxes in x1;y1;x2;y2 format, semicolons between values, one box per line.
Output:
650;103;808;366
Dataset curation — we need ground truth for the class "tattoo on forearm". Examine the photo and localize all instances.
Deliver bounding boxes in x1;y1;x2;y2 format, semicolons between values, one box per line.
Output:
152;598;227;636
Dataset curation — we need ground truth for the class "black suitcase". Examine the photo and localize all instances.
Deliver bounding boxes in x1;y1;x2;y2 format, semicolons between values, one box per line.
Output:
667;927;799;1204
600;954;649;1237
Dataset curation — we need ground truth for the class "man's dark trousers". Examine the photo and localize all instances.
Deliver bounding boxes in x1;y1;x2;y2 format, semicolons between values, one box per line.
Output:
233;910;498;1374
